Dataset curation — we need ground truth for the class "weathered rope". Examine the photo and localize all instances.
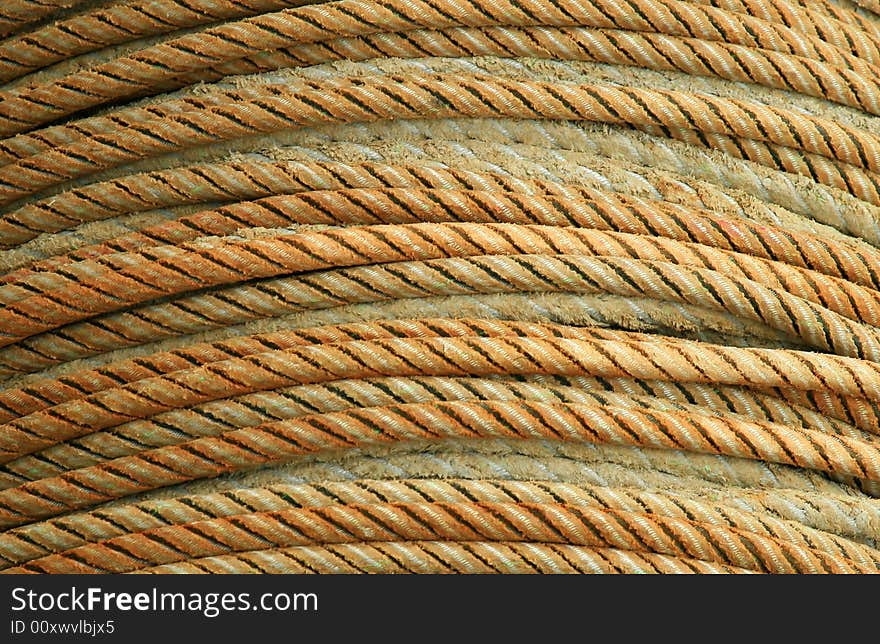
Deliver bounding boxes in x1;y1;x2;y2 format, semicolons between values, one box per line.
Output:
7;118;876;253
132;541;758;574
2;478;876;573
3;375;875;493
6;223;880;352
0;0;306;85
6;74;880;209
3;0;879;574
7;438;876;547
0;292;803;380
6;185;879;289
0;328;877;524
6;0;880;132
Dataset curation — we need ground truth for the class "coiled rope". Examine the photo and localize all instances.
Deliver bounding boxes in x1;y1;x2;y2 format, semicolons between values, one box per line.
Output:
1;0;879;574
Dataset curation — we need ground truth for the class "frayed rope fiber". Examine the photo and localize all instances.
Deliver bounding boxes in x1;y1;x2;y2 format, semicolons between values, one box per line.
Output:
0;0;879;574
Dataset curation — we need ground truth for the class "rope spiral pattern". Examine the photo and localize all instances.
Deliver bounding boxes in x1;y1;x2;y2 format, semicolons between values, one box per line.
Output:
1;0;879;574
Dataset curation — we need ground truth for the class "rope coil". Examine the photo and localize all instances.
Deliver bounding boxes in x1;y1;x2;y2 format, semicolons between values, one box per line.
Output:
1;0;879;573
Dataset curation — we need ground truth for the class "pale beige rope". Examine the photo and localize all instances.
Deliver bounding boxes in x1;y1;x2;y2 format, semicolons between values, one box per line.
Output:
8;48;879;245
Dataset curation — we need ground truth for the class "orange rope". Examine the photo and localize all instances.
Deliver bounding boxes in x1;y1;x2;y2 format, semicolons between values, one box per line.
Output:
2;0;878;574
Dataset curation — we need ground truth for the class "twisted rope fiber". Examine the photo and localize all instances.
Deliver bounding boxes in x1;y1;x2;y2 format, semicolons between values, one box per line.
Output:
0;103;876;216
0;1;92;39
6;75;880;210
5;23;880;165
6;276;880;438
5;442;878;557
5;0;880;135
0;0;312;84
29;27;880;100
1;201;873;368
4;336;880;525
12;321;870;460
5;162;875;277
5;0;877;89
0;290;807;381
4;375;875;492
5;318;880;457
9;240;880;348
4;0;879;164
5;219;880;326
4;0;880;574
0;305;853;421
157;25;880;112
3;296;852;398
8;185;880;292
1;394;876;521
131;541;757;574
5;226;880;375
4;124;876;253
6;252;880;422
0;319;670;423
1;479;876;573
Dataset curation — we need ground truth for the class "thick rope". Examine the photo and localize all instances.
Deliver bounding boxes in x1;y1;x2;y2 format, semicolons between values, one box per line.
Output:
3;0;880;574
3;479;877;573
6;74;880;209
131;541;758;574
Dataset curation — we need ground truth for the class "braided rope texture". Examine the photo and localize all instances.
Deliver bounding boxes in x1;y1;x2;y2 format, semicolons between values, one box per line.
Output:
1;0;879;575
